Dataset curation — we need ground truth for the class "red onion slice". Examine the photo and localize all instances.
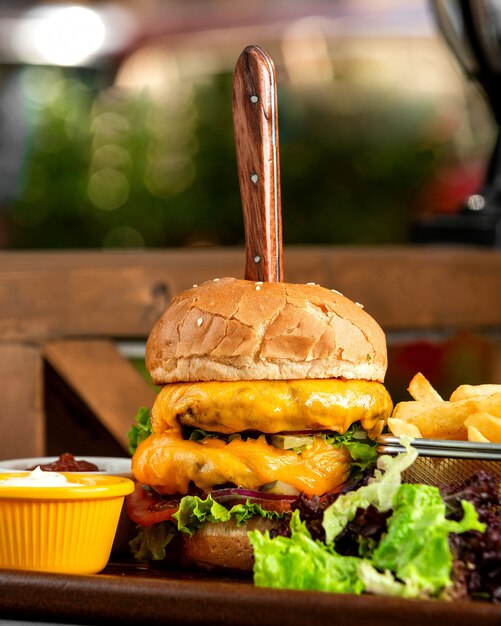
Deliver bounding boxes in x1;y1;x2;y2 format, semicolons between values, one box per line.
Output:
210;487;298;503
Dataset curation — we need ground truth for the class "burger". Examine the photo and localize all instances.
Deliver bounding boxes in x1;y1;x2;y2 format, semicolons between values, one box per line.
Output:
126;277;393;571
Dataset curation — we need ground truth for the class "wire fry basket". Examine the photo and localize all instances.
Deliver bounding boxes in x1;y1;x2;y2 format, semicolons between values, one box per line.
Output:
376;436;501;514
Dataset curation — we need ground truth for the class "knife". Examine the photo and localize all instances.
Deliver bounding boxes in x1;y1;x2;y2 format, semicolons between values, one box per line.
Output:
232;45;284;282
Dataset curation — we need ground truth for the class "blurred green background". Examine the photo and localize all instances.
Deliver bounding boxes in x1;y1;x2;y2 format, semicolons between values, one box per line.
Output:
7;66;440;248
0;1;495;250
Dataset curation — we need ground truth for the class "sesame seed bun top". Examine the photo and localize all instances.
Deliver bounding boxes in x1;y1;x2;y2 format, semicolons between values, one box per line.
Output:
146;277;387;383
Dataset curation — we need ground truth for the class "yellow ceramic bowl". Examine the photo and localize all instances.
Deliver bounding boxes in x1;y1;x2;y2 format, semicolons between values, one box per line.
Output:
0;457;134;554
0;472;134;575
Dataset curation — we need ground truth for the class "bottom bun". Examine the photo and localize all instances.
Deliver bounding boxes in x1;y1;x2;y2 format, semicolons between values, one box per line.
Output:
182;517;276;572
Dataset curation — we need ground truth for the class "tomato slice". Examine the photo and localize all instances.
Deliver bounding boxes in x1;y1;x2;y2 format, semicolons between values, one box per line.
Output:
126;482;296;527
126;482;181;527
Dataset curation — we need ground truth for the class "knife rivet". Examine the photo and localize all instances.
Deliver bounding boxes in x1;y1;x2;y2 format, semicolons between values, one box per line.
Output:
250;95;258;103
254;255;261;263
251;173;258;184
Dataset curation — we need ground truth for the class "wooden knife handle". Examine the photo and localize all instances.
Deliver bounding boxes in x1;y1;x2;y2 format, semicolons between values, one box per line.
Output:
233;45;283;282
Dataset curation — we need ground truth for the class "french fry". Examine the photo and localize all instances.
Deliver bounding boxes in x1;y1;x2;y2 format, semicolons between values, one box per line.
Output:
388;372;501;443
467;425;490;443
389;374;501;442
387;418;423;438
465;411;501;443
408;372;443;403
401;401;469;440
450;384;501;402
473;392;501;418
392;400;442;422
407;395;501;440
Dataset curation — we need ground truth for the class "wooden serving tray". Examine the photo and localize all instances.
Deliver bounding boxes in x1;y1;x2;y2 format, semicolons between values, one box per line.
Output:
0;559;499;626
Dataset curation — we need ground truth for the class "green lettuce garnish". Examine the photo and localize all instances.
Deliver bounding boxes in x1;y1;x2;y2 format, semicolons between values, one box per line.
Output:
249;443;486;599
322;439;418;543
368;484;484;596
173;494;232;535
173;494;283;536
187;428;220;442
129;521;176;561
251;510;364;594
320;424;378;477
128;407;153;454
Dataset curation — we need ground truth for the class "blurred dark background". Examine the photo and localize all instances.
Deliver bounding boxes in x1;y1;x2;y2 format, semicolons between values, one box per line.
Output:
0;0;496;250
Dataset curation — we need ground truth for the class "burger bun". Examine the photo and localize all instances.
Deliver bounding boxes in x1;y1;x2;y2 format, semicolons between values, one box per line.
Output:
147;278;387;384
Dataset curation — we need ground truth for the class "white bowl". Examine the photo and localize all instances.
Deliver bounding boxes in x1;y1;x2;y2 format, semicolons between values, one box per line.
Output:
0;456;132;478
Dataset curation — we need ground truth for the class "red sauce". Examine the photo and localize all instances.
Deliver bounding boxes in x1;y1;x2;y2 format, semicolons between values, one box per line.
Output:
29;453;100;472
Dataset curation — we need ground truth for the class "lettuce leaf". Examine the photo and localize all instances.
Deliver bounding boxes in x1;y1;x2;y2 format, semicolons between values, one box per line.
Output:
321;424;378;477
322;441;419;544
128;407;153;455
173;494;283;536
229;501;284;525
369;484;485;596
173;494;232;535
357;562;417;598
129;521;176;561
250;511;364;594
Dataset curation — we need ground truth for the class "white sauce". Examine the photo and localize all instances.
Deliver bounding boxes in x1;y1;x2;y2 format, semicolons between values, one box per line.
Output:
0;466;84;487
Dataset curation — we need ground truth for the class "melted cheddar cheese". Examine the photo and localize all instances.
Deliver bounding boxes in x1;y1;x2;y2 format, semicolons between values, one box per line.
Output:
133;379;392;497
151;379;392;438
132;433;351;497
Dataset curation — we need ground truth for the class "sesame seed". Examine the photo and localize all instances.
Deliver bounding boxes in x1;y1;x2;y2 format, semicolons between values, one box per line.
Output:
256;281;263;285
356;302;364;308
192;284;198;288
197;317;203;326
306;282;316;286
213;278;220;282
255;285;261;291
